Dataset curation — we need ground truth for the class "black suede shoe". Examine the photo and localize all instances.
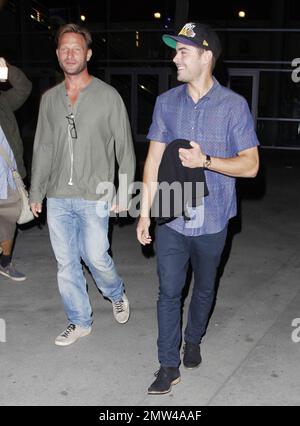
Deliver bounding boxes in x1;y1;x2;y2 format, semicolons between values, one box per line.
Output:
148;367;180;395
183;342;202;369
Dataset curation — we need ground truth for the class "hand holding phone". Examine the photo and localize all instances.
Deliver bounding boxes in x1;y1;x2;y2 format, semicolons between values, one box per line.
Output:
0;57;8;82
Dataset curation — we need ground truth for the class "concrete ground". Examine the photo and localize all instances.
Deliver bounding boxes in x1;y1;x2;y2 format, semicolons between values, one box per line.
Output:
1;151;300;406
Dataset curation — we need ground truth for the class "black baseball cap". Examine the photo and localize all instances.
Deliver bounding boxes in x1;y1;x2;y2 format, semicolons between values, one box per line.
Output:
162;22;222;60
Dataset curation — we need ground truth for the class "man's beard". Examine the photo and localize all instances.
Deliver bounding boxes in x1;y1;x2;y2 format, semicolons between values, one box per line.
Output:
59;60;87;76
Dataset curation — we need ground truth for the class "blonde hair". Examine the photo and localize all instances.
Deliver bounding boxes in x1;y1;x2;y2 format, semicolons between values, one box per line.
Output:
56;23;92;48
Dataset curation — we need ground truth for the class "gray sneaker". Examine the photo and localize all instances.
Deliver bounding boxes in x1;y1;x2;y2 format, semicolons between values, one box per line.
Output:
112;293;130;324
0;263;26;281
55;324;92;346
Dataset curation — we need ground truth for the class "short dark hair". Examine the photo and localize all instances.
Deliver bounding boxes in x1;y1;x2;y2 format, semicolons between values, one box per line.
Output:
56;23;92;48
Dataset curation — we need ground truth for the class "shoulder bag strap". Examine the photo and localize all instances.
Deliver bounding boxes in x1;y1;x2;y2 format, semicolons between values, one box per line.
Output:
0;144;15;170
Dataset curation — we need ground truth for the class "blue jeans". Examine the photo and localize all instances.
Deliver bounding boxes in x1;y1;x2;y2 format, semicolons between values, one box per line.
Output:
47;198;124;328
156;224;228;367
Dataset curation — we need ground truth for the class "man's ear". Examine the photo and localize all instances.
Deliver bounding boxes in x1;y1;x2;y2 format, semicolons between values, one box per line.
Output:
204;49;213;65
87;49;92;61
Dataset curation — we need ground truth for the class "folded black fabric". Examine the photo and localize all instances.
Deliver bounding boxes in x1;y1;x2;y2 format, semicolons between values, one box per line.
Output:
153;139;209;225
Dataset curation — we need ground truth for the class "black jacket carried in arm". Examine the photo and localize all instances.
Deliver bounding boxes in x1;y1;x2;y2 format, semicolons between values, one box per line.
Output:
0;65;32;178
153;139;209;225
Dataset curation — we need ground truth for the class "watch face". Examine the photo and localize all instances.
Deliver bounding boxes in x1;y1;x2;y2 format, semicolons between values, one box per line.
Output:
204;159;211;168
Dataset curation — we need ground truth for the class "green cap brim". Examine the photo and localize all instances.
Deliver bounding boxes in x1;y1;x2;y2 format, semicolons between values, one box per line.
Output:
162;35;177;49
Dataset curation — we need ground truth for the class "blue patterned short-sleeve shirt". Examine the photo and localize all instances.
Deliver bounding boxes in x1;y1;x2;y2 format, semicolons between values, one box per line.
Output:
147;78;259;236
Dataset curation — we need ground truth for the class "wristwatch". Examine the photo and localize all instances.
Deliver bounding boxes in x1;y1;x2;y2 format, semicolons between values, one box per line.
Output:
203;154;211;169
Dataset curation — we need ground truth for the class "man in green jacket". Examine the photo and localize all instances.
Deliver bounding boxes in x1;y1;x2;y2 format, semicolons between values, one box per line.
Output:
30;23;136;346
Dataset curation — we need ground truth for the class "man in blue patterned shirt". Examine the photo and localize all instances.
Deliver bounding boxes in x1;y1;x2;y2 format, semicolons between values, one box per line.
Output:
137;22;259;394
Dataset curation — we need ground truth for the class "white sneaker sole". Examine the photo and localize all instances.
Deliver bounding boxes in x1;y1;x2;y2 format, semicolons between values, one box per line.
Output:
55;327;92;346
0;270;26;281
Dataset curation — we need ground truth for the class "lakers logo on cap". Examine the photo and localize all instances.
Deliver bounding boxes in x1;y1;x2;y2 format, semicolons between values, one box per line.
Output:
178;23;196;38
203;40;209;47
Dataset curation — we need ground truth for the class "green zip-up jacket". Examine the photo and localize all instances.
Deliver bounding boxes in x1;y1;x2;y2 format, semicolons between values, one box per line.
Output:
0;65;32;178
30;77;135;204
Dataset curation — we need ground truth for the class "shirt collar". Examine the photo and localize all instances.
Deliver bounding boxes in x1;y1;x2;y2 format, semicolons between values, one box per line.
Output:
184;76;220;102
60;76;96;96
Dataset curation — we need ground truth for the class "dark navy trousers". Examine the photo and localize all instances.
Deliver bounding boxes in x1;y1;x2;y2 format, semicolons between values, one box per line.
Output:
156;224;228;367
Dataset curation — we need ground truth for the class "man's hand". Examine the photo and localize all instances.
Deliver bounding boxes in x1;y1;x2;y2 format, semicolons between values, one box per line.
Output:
136;217;152;246
178;141;205;168
30;202;42;217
